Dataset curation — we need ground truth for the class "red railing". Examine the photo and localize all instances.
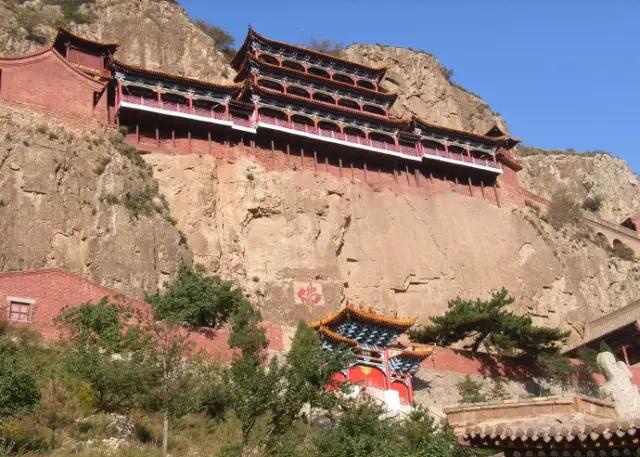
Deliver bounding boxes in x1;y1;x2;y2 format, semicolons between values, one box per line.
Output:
119;96;501;171
121;94;231;122
258;114;422;158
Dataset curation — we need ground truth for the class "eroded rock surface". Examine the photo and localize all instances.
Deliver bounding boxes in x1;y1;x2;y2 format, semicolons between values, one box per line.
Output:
0;104;190;295
147;151;640;342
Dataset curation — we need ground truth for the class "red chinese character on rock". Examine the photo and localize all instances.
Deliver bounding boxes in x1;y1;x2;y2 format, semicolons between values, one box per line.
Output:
297;283;322;308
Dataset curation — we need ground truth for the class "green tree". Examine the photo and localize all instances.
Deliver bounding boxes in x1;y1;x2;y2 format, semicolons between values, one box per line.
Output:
0;329;40;419
55;298;150;411
35;379;79;448
286;321;353;425
410;288;569;356
148;264;242;328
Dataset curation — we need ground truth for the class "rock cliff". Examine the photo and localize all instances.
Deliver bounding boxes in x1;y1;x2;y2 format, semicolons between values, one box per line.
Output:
0;104;190;295
517;147;640;222
146;149;640;343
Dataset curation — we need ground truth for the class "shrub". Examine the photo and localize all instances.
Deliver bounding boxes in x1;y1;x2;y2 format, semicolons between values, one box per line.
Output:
194;20;235;55
305;38;345;57
581;195;603;212
456;375;486;403
547;190;581;229
123;186;158;218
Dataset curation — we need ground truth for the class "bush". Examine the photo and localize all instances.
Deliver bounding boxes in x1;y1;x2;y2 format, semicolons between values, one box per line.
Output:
305;38;345;57
456;375;486;403
547;190;581;228
194;20;235;56
123;186;158;218
581;195;603;212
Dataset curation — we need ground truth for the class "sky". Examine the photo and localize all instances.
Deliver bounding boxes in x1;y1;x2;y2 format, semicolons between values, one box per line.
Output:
181;0;640;170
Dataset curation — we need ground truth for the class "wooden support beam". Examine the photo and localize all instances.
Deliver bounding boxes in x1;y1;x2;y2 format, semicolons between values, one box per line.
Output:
393;164;399;193
250;137;255;148
313;150;318;175
286;143;291;165
155;125;159;146
339;157;343;178
350;162;354;183
493;183;501;207
429;171;434;183
136;123;140;144
414;168;420;187
171;129;175;148
405;164;411;186
324;154;329;173
188;130;192;154
364;161;368;183
480;180;486;199
208;131;212;155
467;177;473;197
301;147;305;169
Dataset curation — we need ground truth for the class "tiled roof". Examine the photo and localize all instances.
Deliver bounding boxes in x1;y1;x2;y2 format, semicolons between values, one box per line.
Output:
234;54;397;100
110;59;241;92
309;303;416;332
412;117;520;147
55;28;120;49
231;27;388;77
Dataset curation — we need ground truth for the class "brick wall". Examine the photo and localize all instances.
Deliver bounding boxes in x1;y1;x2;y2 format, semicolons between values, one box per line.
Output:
0;48;108;124
0;269;284;360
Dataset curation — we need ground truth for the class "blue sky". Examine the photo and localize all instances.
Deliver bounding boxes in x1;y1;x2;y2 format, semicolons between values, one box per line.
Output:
181;0;639;171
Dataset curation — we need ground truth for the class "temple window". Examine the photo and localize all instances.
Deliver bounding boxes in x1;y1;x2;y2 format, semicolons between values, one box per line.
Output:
333;73;355;85
362;104;386;116
258;107;288;120
126;85;156;99
282;60;305;72
258;53;279;65
344;126;366;138
287;86;311;98
308;67;330;78
357;79;376;90
291;114;314;126
257;79;285;93
369;131;395;144
318;120;341;132
337;98;360;110
7;298;34;323
312;92;336;105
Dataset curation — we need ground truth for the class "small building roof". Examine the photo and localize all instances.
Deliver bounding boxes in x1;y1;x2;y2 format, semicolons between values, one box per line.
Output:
309;303;416;332
446;396;636;454
231;27;388;79
53;28;120;52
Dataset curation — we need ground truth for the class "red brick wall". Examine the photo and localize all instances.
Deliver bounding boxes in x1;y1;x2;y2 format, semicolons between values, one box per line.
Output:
0;269;284;360
0;49;108;123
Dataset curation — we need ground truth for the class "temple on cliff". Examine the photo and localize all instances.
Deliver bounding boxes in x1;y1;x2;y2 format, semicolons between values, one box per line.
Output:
309;303;433;410
0;28;524;202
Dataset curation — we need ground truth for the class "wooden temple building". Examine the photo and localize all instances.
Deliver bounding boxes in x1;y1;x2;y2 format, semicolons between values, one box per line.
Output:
446;396;640;457
309;303;433;409
0;28;524;201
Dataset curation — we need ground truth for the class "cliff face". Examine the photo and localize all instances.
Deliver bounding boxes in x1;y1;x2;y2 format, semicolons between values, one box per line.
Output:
517;148;640;222
342;44;507;133
0;0;234;83
147;149;640;343
0;104;190;296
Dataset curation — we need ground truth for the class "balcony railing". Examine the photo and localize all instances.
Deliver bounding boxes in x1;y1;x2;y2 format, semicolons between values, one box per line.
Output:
119;95;501;172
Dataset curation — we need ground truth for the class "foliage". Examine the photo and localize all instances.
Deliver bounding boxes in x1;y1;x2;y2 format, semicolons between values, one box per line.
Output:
194;20;235;55
410;288;569;356
456;376;486;404
55;298;151;412
148;264;243;328
52;0;95;24
286;322;353;419
441;65;455;82
581;195;603;212
36;379;79;448
487;376;509;401
15;6;49;44
0;326;40;419
547;190;582;228
305;38;345;57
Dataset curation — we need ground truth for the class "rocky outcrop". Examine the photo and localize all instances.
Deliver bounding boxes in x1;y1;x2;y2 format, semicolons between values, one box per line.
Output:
518;149;640;222
146;149;640;343
342;44;506;133
0;0;234;83
0;104;190;296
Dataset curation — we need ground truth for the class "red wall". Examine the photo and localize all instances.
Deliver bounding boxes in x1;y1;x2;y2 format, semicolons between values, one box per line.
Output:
0;48;108;123
0;269;283;360
348;364;387;390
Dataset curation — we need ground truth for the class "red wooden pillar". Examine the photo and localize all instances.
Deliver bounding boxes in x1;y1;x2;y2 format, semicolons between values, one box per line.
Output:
383;348;391;390
493;183;501;207
407;377;414;404
622;345;631;366
188;96;193;112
